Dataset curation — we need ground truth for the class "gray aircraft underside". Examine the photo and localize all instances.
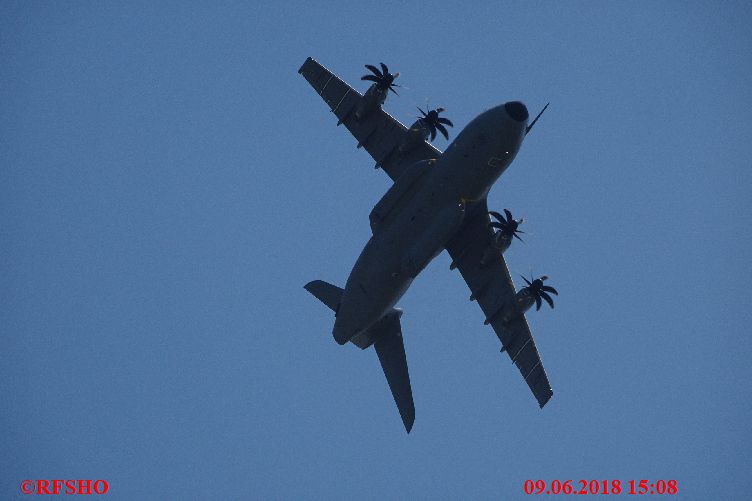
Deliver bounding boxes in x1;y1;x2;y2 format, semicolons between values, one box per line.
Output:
300;57;555;433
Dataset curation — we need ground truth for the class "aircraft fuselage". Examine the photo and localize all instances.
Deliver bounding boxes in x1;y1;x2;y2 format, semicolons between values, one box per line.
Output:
332;102;529;345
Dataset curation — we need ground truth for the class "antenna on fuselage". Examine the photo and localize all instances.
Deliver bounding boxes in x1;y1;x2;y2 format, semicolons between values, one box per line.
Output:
525;102;549;135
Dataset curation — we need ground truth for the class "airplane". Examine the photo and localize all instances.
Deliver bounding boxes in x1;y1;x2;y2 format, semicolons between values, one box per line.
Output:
300;57;556;433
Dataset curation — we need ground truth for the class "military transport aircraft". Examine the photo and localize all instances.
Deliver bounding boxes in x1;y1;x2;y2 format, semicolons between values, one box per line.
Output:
300;58;556;433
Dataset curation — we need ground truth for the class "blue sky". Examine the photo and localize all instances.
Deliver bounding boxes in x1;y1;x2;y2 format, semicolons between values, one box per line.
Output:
2;2;750;499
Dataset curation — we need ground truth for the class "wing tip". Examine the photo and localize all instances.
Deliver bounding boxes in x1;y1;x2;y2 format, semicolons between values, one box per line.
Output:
538;390;553;409
403;411;415;434
298;56;316;74
303;280;320;292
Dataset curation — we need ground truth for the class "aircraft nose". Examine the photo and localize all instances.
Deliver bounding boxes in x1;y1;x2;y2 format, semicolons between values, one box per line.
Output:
504;101;529;123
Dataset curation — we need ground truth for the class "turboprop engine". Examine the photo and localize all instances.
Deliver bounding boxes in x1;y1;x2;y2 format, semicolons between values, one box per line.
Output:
355;63;400;121
484;275;558;325
399;107;454;154
479;209;524;266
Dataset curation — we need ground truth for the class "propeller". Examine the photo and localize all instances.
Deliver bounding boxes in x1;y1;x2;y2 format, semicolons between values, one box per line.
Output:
361;62;400;95
488;209;524;242
520;274;558;311
417;107;454;141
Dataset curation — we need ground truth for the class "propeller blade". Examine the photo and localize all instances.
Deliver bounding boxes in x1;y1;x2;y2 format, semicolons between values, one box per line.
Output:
365;64;382;78
521;275;532;286
541;285;558;295
436;122;449;140
437;117;453;127
535;295;542;310
512;232;524;243
489;222;506;230
540;290;555;309
389;86;399;96
380;62;389;77
489;211;504;223
525;102;549;136
417;107;427;117
429;126;436;141
504;209;514;224
361;74;381;83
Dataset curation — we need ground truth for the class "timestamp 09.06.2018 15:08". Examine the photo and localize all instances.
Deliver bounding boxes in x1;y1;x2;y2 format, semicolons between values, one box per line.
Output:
524;479;678;496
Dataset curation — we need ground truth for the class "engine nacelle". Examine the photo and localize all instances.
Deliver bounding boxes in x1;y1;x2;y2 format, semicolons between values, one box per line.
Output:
511;290;536;318
485;289;535;325
355;84;389;121
479;231;513;267
398;119;430;154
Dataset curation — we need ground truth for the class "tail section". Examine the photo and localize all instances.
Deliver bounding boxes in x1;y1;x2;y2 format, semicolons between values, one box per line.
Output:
304;280;415;433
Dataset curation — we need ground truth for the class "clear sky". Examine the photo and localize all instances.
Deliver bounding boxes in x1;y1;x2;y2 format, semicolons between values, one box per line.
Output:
2;1;750;499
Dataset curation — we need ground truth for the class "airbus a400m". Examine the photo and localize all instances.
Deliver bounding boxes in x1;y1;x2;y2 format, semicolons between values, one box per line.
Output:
300;58;556;433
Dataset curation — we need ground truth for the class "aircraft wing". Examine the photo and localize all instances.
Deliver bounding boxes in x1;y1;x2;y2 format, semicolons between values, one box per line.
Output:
299;57;441;181
446;201;553;408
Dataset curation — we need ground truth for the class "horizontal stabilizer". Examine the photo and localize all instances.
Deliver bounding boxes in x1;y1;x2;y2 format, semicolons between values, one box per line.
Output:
304;280;342;312
372;313;415;433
